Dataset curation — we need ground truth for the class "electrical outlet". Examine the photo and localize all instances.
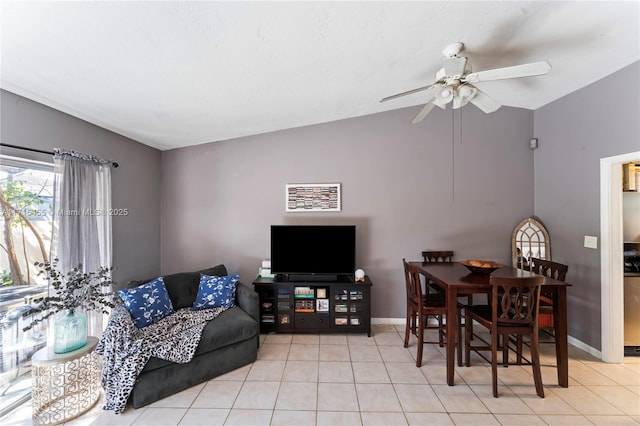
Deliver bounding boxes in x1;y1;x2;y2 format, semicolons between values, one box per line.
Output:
584;235;598;249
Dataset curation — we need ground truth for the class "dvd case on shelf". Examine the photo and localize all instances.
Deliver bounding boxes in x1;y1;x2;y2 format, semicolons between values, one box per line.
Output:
316;299;329;312
294;286;314;298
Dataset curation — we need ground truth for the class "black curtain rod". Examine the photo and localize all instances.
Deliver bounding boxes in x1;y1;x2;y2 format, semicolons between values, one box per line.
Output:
1;143;118;167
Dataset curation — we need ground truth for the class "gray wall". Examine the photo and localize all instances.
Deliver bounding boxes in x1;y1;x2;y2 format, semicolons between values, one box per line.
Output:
161;105;535;319
0;89;162;287
534;61;640;350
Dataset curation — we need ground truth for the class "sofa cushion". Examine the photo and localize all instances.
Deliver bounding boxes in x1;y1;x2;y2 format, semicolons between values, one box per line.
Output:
193;274;240;310
126;264;228;310
140;305;258;373
118;277;175;328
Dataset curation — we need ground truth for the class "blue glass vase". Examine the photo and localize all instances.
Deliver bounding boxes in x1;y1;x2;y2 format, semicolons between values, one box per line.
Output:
53;308;87;354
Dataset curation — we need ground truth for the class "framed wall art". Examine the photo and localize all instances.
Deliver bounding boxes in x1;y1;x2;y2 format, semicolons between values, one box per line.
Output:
285;183;341;212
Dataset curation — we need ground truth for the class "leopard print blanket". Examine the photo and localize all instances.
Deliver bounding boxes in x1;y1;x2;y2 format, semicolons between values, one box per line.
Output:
96;303;226;414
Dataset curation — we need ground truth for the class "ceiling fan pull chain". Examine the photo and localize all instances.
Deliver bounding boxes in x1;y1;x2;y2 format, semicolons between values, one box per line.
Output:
452;107;456;202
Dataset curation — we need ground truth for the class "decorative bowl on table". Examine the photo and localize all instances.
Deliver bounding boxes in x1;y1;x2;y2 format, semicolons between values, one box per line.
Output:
459;260;503;274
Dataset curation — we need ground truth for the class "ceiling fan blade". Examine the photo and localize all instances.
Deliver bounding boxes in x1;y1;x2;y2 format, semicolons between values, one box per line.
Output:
411;89;438;123
380;83;437;103
443;56;468;77
463;61;551;83
411;102;436;124
469;88;501;113
432;98;449;109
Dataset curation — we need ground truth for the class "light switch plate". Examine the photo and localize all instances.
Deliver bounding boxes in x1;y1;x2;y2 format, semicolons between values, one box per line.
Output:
584;235;598;249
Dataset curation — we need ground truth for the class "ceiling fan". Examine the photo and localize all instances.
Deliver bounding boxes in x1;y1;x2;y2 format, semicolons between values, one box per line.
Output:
380;42;551;124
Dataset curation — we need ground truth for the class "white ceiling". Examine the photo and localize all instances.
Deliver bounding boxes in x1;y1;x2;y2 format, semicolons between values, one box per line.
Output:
1;1;639;151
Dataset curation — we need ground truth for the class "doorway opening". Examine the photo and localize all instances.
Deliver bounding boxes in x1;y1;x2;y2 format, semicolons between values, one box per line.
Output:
600;150;640;363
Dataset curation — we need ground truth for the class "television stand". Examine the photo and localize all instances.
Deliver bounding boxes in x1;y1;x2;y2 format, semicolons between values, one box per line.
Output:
253;275;372;336
286;273;338;282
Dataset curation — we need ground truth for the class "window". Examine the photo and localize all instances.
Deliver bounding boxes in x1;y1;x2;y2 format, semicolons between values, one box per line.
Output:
0;153;54;416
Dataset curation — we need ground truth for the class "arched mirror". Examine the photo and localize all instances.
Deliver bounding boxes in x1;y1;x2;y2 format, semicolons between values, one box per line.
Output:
512;217;551;270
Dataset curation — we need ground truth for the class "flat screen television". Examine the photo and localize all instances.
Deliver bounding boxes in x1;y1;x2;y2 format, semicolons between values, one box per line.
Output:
270;225;356;281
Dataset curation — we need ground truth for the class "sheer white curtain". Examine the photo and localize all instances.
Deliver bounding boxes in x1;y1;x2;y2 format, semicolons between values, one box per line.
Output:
51;149;113;336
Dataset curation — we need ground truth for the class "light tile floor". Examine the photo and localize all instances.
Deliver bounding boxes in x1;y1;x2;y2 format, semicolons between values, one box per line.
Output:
2;324;639;426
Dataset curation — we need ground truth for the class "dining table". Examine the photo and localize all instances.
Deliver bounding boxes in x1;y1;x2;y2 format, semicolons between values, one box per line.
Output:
410;261;571;387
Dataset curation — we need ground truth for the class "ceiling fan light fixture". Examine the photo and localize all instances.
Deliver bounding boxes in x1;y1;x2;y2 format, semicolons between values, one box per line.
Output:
458;85;476;99
452;95;462;109
434;87;454;108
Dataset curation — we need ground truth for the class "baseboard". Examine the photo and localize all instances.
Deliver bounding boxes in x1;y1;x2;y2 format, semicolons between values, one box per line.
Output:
372;317;441;326
372;317;404;325
373;317;459;326
567;335;602;360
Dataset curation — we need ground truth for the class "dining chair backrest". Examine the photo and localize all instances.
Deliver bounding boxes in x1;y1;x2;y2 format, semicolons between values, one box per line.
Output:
403;259;423;307
530;258;568;281
422;250;454;263
490;275;544;328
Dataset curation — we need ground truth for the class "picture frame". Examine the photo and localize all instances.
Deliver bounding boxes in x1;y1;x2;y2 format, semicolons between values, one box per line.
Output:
286;183;341;212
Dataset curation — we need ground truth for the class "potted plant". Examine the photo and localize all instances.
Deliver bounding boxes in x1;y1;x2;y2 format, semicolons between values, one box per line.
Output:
22;258;116;353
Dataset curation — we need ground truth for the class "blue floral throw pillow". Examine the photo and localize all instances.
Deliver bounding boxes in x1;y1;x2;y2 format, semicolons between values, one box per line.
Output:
193;274;240;310
118;277;175;328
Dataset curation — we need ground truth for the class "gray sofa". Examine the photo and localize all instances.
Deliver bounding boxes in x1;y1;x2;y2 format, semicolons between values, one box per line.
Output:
124;264;259;409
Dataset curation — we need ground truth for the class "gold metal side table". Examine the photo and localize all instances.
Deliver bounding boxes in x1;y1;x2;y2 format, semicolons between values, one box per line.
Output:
31;336;100;425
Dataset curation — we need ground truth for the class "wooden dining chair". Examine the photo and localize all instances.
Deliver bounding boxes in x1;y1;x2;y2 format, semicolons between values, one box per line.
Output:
402;259;447;367
421;250;454;263
417;251;453;334
422;250;466;297
423;250;474;352
422;250;472;300
463;274;545;398
530;257;568;339
421;250;453;289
